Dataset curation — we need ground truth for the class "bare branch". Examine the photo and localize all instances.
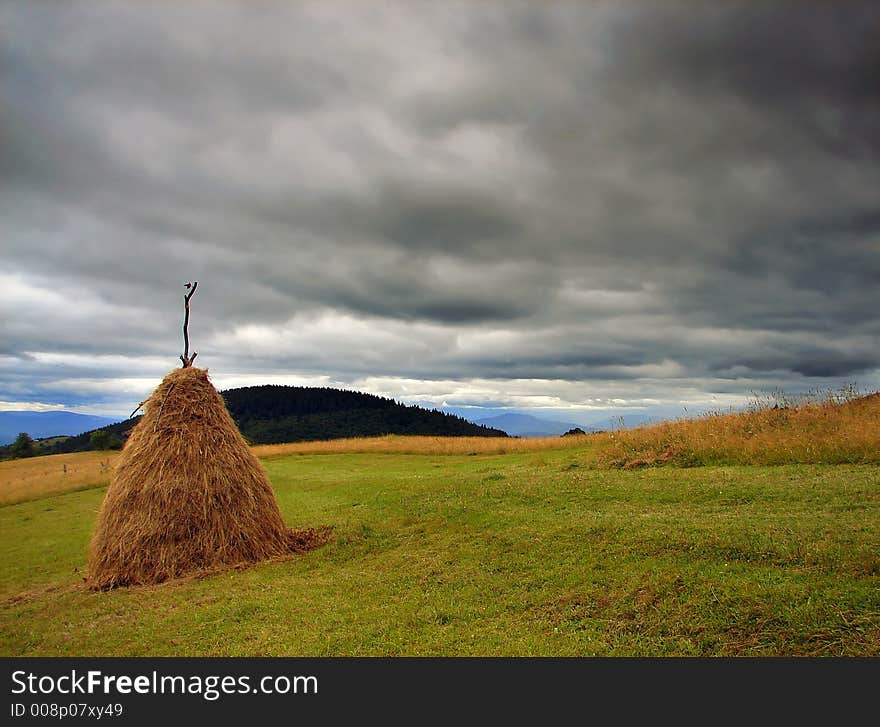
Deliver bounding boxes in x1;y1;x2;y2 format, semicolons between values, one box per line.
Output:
180;281;199;367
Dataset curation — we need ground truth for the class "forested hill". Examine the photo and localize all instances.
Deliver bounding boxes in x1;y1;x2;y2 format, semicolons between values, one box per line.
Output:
221;385;507;444
24;385;507;455
223;385;404;420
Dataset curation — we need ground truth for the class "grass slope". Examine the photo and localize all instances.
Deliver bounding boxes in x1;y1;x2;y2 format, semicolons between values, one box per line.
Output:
1;447;878;656
598;391;880;468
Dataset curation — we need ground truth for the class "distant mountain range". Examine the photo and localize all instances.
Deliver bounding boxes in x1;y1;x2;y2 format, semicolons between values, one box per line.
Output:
0;411;119;445
474;412;658;437
475;413;586;437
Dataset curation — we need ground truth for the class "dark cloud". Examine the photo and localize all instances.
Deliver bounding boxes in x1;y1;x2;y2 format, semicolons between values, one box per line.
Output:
1;1;878;415
608;2;880;152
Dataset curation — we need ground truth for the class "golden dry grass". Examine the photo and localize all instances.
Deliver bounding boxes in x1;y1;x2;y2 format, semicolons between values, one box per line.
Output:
596;392;880;468
250;433;590;458
87;366;330;589
0;450;119;505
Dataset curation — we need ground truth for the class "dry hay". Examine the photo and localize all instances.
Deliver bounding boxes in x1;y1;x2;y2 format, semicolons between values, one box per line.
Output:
87;366;330;589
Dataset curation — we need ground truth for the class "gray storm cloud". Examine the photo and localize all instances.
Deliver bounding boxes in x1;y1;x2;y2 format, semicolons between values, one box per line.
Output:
1;1;878;415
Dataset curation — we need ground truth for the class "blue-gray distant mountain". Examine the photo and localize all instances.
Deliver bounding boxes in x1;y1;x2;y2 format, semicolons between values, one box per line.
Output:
473;411;660;437
0;411;119;445
475;413;588;438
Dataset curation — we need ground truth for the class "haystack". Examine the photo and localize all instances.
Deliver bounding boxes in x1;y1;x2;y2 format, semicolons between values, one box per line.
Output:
87;366;329;589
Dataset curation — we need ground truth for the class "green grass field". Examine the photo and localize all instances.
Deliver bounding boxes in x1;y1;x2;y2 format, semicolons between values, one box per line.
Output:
1;446;878;656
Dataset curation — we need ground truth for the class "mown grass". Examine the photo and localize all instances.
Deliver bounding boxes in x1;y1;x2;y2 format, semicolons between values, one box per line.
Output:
1;449;877;656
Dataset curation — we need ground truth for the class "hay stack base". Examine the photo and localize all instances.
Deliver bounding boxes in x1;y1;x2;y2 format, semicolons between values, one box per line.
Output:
87;367;330;589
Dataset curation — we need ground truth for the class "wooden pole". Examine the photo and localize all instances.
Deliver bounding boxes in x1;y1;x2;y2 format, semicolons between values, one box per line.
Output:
180;281;199;367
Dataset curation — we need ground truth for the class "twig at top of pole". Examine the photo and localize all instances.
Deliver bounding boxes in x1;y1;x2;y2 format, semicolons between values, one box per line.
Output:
180;281;198;367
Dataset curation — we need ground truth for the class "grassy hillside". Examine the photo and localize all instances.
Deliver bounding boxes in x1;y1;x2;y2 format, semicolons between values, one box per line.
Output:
595;391;880;468
2;394;878;655
1;446;877;656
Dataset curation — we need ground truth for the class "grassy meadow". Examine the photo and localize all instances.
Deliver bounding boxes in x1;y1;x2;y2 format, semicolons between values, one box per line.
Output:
1;401;879;655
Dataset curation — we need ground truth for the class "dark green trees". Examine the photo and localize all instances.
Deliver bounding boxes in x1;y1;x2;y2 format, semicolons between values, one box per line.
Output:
10;432;36;458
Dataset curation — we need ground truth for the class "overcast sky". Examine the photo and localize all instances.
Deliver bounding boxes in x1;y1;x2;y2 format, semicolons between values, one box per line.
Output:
1;1;879;422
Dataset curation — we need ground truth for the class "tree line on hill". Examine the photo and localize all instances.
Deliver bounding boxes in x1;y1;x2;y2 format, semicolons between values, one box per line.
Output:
0;385;508;458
